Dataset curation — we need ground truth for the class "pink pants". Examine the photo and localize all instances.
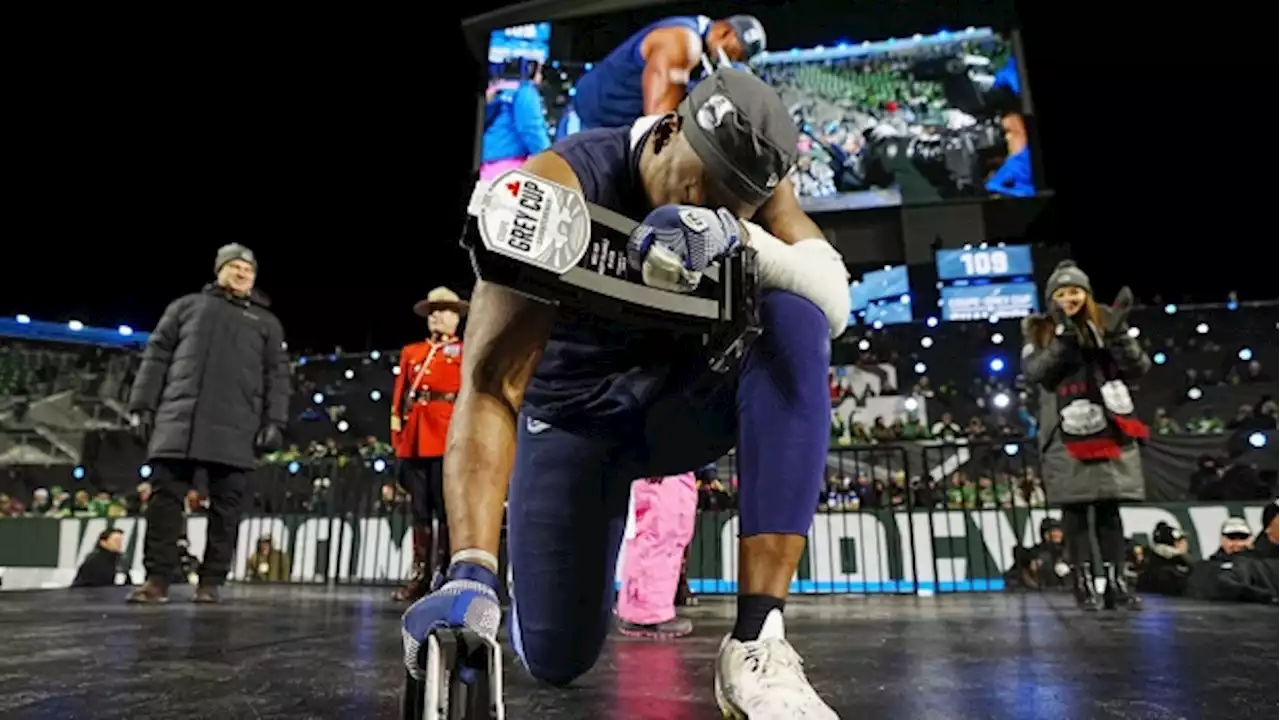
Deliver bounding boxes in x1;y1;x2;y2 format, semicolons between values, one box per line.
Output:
616;472;697;625
479;157;526;181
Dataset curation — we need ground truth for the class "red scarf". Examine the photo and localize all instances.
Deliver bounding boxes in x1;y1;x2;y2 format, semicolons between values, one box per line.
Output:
1055;338;1149;460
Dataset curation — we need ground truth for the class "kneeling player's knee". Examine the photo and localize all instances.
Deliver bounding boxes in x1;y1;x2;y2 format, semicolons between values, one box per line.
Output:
516;634;601;687
753;290;831;401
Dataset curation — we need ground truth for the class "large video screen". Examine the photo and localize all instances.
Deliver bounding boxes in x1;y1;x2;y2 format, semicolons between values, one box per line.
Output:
476;7;1038;209
759;28;1037;211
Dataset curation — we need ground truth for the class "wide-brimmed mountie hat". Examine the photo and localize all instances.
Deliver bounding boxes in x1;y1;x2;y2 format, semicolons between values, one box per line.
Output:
413;287;469;318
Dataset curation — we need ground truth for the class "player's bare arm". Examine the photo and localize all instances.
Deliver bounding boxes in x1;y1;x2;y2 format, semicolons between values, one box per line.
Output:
753;177;825;245
442;151;575;564
639;28;697;116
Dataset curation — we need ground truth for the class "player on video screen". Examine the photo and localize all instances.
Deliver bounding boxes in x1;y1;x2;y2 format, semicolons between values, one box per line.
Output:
566;14;767;133
480;59;552;181
983;57;1034;198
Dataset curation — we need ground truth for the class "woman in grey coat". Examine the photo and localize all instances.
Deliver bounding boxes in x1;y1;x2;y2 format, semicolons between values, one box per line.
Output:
1021;261;1151;611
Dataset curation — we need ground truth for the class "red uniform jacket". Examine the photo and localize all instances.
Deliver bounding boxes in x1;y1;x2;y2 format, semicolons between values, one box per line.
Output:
391;335;462;459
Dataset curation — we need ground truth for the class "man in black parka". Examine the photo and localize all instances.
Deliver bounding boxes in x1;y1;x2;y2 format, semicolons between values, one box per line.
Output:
125;243;290;604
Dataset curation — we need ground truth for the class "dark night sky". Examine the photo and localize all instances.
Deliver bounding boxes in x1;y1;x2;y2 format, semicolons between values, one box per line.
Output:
4;3;1268;353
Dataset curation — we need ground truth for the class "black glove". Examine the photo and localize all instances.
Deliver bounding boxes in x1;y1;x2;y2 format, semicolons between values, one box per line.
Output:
1099;286;1135;338
1047;302;1069;330
255;424;284;452
129;411;154;444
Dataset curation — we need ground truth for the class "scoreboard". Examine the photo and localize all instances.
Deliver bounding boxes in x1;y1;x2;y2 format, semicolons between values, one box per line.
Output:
940;282;1039;321
935;246;1033;281
936;245;1038;321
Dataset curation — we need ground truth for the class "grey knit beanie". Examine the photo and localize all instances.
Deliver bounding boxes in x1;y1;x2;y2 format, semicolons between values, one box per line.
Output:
215;243;257;274
1044;260;1091;304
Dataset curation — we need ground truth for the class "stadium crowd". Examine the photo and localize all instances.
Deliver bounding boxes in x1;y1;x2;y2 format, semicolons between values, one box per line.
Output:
0;300;1274;517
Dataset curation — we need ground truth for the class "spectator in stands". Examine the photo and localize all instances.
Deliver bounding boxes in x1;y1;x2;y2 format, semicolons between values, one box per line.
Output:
1152;407;1179;435
1209;517;1254;560
0;492;23;517
1035;518;1071;589
964;416;988;440
244;535;291;582
1184;408;1224;434
27;487;51;516
930;412;961;441
1137;522;1194;597
1252;502;1278;558
125;243;290;605
126;482;151;516
899;414;928;440
1244;360;1269;382
1188;455;1224;500
71;528;127;587
1226;404;1256;430
1022;261;1150;612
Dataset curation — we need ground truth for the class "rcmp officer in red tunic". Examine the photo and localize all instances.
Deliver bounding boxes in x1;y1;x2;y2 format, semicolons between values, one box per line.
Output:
390;287;466;601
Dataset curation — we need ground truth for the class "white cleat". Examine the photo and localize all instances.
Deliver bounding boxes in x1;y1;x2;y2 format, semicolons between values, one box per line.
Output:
713;609;839;719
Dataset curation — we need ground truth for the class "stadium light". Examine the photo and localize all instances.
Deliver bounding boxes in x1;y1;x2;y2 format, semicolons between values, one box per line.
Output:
1187;387;1203;400
118;325;134;336
337;420;350;433
1248;432;1267;449
920;337;934;349
991;333;1004;345
139;464;153;479
858;339;871;351
992;392;1011;409
914;362;927;374
369;390;382;401
1127;326;1140;338
312;392;325;404
68;320;84;331
16;314;31;324
344;369;355;380
1238;348;1253;361
1195;323;1209;334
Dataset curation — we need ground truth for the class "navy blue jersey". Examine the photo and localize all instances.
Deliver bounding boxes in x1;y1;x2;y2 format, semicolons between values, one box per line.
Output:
571;16;710;131
521;122;706;431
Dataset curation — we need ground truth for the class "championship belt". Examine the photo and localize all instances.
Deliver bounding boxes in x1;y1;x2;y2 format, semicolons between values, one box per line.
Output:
461;170;761;375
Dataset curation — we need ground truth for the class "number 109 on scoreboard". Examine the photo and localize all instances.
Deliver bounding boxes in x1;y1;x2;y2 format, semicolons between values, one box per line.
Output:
935;245;1033;281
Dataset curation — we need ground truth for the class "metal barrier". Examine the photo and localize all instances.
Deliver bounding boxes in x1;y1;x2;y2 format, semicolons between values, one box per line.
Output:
2;440;1059;595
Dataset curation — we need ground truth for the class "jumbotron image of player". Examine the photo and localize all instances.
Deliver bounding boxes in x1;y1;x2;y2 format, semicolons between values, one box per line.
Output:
404;68;850;718
567;14;768;132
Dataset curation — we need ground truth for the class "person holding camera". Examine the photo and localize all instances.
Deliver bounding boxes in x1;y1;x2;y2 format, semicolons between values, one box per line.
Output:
124;244;290;604
1021;260;1151;611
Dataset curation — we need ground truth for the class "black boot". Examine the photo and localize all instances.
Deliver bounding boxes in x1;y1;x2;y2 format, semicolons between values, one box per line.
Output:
392;524;432;602
1074;563;1101;611
1103;562;1142;611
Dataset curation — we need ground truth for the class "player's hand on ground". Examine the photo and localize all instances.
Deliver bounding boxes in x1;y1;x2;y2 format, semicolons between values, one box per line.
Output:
628;205;743;292
401;563;502;680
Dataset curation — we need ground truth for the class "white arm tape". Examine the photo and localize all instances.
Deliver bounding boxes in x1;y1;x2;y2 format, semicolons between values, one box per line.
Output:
742;220;851;338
